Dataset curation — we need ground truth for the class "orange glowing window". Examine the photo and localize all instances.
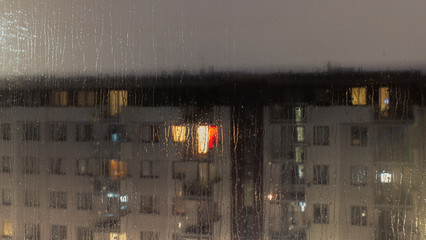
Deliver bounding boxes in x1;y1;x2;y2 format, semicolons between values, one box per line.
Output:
109;160;128;179
172;126;186;142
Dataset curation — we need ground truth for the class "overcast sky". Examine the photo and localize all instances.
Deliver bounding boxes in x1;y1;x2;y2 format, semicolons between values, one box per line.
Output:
2;0;426;76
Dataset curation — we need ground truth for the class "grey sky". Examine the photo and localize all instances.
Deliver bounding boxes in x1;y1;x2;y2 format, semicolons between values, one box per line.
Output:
2;0;426;76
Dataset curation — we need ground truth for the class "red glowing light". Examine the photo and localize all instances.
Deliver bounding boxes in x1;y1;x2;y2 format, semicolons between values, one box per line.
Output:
209;126;218;148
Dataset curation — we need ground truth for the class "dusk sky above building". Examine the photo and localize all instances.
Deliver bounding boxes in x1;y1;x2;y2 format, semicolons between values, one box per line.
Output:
2;0;426;76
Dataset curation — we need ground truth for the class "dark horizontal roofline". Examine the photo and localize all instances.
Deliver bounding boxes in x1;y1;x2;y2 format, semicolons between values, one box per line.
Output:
1;70;425;90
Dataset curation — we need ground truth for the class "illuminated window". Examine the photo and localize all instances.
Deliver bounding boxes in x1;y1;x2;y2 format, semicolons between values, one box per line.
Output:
76;192;93;210
48;123;67;141
296;126;304;142
351;206;367;226
172;126;186;142
351;166;367;186
1;123;11;140
51;91;68;107
2;221;12;237
172;198;186;215
313;126;329;145
108;90;128;116
208;126;219;148
76;124;94;141
379;87;390;117
2;156;12;173
24;224;40;240
2;189;11;206
23;157;39;175
110;233;127;240
295;146;305;163
295;106;305;122
197;126;209;154
140;125;160;142
313;165;329;185
351;126;367;146
140;231;159;240
23;122;40;141
49;158;65;175
77;227;93;240
379;172;393;183
109;160;128;179
351;87;367;105
140;196;159;214
49;191;67;209
24;190;40;207
313;204;329;224
51;225;67;240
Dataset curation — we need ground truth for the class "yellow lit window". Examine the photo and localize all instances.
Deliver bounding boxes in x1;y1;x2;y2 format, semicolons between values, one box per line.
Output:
379;87;390;117
197;126;209;154
51;91;68;106
172;126;186;142
351;87;367;105
109;160;128;179
3;221;12;237
108;90;128;116
110;233;127;240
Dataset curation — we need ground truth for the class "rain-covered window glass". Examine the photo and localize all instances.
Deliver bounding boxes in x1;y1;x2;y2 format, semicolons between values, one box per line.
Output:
1;1;425;240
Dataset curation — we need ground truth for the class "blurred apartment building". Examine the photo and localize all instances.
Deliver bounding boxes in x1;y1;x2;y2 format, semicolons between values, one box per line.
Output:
263;87;425;240
0;89;232;240
0;72;423;240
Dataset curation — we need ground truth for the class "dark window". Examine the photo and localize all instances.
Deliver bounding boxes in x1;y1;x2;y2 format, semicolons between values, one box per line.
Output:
76;227;93;240
1;123;11;140
313;165;329;185
76;192;92;210
313;204;329;224
76;124;94;141
140;196;159;214
49;192;67;209
1;156;12;173
313;126;329;145
24;190;40;207
49;123;67;141
351;206;367;226
172;162;186;179
107;124;128;142
51;225;67;240
141;231;159;240
25;224;40;240
140;160;155;178
351;166;367;186
172;198;186;215
49;158;65;175
282;164;305;185
23;157;39;175
76;159;93;176
23;122;40;141
2;189;12;206
139;125;160;142
351;126;367;146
